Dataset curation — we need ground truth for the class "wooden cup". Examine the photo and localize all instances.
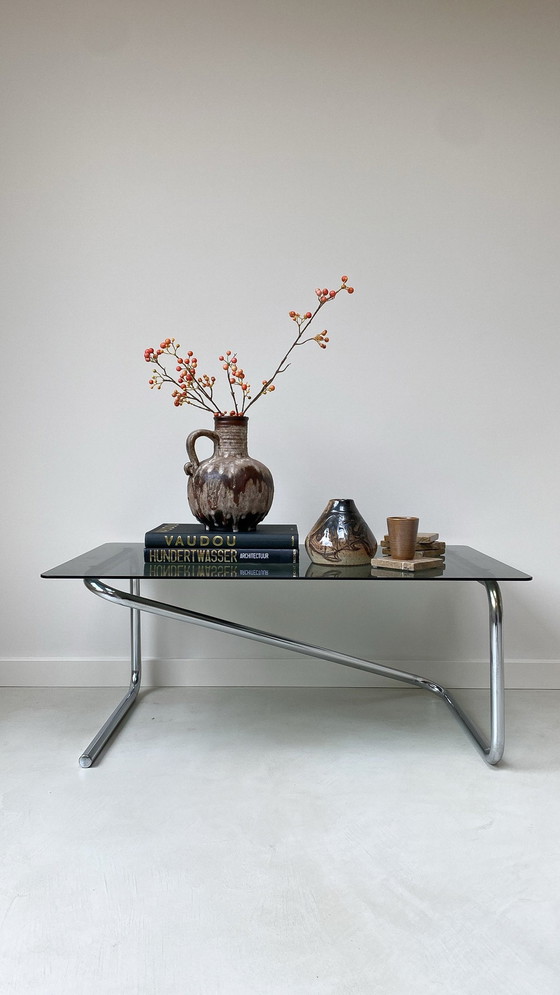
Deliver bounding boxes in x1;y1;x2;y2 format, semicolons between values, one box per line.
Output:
387;517;419;560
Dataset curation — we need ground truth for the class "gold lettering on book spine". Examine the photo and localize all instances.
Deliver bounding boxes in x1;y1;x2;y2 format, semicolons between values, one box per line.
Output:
163;534;239;547
147;548;238;564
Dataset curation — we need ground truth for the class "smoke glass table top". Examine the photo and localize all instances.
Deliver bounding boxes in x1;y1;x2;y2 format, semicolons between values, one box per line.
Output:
42;543;532;582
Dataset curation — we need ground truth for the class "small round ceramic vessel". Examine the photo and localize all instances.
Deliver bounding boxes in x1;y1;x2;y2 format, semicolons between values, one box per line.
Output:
305;498;377;566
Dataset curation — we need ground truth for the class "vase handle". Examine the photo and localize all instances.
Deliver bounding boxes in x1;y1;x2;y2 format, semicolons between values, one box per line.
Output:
184;428;219;476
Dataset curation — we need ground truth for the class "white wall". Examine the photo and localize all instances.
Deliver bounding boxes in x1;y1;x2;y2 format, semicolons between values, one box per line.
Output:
1;0;559;688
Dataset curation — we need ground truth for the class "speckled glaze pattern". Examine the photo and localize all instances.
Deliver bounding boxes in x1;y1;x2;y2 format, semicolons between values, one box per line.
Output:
305;498;377;565
184;416;274;532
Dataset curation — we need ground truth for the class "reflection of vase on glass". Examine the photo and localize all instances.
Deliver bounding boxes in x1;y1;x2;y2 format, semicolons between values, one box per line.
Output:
185;416;273;532
305;499;377;565
304;562;373;579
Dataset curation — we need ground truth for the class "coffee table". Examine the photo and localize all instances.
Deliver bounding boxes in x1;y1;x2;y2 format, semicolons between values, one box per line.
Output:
42;544;531;768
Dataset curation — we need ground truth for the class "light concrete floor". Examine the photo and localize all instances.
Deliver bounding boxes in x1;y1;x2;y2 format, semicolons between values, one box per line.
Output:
0;687;559;995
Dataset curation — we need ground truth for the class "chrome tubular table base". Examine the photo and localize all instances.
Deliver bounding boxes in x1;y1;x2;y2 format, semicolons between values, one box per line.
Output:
81;577;504;768
79;580;141;768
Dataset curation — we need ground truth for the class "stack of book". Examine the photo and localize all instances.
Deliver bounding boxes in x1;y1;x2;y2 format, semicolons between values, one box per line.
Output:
144;523;299;578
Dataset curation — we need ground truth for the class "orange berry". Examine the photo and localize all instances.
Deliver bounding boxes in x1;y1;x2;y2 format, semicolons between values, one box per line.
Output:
341;275;348;283
347;286;354;293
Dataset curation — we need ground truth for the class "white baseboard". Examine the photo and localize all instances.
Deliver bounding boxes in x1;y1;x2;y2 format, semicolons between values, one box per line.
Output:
0;657;559;689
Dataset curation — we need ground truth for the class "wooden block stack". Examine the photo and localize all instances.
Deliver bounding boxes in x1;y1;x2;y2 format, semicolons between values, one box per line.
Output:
380;532;446;560
372;533;446;572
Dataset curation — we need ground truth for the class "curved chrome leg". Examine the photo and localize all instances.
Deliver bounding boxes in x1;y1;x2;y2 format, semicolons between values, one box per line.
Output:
79;579;142;767
485;580;505;763
438;581;504;763
82;576;505;766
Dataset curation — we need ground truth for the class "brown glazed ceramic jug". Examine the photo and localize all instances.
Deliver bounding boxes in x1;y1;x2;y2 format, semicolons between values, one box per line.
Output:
184;416;274;532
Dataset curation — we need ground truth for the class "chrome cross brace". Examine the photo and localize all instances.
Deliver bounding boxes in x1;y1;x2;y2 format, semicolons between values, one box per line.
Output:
79;577;504;768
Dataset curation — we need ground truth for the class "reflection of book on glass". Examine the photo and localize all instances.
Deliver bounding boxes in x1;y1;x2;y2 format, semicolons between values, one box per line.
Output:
146;561;298;579
144;547;298;564
144;523;299;549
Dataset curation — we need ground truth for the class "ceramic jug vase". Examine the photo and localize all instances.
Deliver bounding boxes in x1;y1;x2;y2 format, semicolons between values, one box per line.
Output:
184;416;274;532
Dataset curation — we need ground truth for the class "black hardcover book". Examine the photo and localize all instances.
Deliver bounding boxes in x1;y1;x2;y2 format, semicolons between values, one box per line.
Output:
145;523;299;549
144;547;298;564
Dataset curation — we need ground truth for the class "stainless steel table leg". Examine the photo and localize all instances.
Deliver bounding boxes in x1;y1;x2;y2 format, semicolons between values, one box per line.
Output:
82;576;505;766
432;581;504;763
486;579;505;763
78;579;142;767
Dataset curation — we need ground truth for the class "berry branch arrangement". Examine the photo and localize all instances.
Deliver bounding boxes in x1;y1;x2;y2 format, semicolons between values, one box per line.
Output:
144;276;354;417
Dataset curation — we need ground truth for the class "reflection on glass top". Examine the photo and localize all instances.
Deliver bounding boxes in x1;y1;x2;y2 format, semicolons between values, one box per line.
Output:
42;544;532;582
